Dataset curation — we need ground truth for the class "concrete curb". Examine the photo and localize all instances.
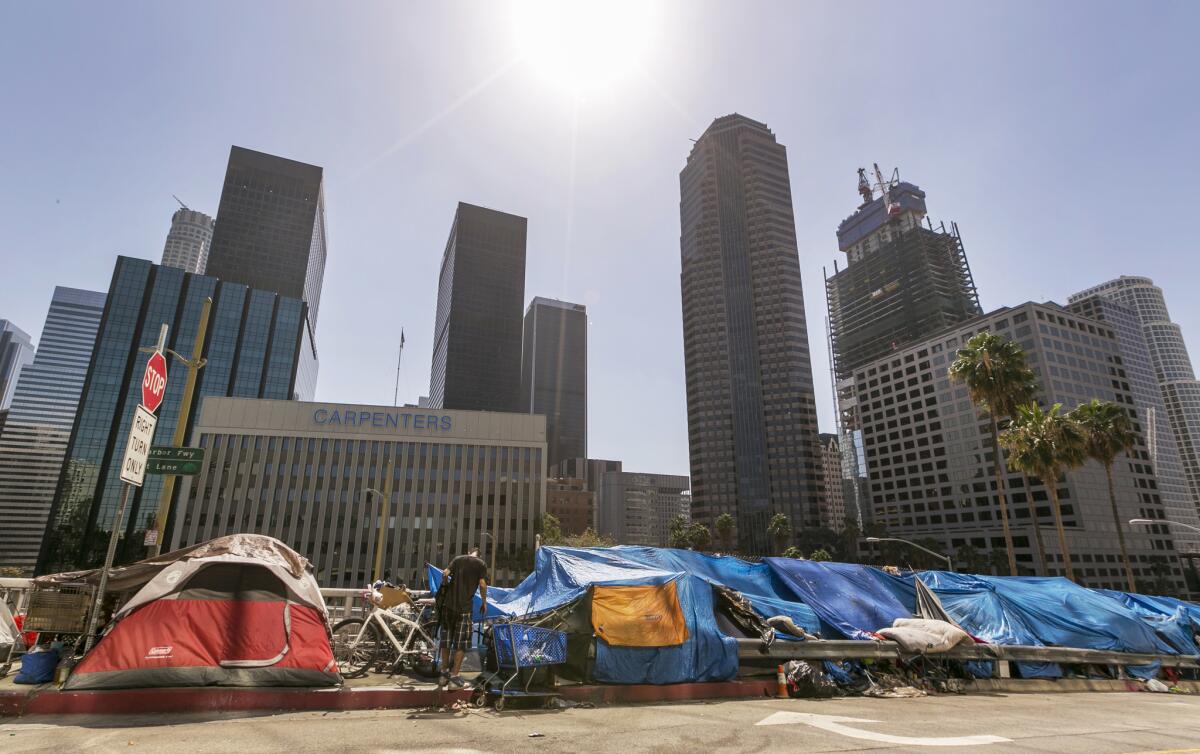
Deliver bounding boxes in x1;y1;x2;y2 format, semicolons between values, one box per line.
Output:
2;677;1193;718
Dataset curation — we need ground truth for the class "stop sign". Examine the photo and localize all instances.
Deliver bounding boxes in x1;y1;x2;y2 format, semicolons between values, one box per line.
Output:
141;351;168;414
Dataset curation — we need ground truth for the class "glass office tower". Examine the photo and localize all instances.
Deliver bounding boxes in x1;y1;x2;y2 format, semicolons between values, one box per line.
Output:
37;256;310;573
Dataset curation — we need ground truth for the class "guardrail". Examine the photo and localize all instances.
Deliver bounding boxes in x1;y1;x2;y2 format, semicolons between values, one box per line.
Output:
321;588;362;624
0;578;34;615
736;638;1200;670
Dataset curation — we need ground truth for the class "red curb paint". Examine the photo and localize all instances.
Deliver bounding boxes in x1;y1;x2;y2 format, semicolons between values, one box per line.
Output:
1;680;779;718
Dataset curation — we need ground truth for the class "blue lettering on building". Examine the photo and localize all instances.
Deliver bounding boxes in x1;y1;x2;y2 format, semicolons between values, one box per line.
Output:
312;408;452;432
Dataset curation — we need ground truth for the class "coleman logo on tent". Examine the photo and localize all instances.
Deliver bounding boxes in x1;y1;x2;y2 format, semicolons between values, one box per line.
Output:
642;614;663;622
145;646;174;659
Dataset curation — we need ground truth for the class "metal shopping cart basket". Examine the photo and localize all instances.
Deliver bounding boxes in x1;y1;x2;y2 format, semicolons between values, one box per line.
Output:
475;622;568;710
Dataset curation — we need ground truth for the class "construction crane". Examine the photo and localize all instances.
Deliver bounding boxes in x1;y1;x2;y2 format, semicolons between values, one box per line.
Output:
172;194;189;211
871;163;902;217
857;168;873;205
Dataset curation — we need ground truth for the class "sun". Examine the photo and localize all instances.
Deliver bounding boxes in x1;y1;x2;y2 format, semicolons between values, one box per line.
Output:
512;0;655;95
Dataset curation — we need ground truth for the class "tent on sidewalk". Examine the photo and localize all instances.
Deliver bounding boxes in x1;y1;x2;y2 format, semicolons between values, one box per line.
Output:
61;534;339;690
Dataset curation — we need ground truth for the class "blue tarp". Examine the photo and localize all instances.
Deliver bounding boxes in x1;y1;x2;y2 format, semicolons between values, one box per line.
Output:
427;547;1195;685
1097;590;1200;656
764;558;913;640
433;546;821;684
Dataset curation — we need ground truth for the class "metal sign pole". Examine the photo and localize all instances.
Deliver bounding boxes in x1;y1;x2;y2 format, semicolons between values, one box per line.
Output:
83;483;131;651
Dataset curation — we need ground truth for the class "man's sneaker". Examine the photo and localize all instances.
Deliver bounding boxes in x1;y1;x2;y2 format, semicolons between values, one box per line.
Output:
447;675;466;690
437;671;449;688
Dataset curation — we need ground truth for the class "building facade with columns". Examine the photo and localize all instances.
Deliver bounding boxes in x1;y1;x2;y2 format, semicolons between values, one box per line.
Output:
172;398;546;587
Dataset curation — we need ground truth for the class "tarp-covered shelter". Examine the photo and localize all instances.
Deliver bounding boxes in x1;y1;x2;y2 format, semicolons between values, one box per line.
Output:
764;558;913;639
431;546;822;684
62;534;339;690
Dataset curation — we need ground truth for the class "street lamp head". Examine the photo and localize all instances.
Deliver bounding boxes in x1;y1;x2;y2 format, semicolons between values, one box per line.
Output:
864;537;882;542
1128;518;1154;526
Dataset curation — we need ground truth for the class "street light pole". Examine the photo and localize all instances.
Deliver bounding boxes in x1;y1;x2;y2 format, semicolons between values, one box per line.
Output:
1129;518;1200;533
372;456;395;583
482;531;496;576
1129;518;1200;595
865;536;955;572
147;297;211;557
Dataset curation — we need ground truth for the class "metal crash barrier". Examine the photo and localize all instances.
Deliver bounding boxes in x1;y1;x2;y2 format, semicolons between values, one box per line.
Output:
736;638;1200;670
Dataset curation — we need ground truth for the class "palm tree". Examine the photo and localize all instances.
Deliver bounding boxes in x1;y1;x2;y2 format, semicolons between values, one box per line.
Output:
767;513;791;555
949;332;1039;576
1000;403;1087;581
1071;399;1140;592
715;513;735;552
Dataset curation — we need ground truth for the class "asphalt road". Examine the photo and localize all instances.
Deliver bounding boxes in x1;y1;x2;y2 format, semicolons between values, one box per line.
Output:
3;691;1199;753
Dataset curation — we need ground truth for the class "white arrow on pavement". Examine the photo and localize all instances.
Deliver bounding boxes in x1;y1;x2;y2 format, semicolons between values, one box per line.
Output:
756;711;1011;747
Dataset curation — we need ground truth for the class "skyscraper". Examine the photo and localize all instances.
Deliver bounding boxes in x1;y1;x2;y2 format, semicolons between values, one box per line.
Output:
160;207;215;274
849;302;1185;591
521;297;587;470
598;471;690;547
0;287;105;574
679;114;825;554
825;172;980;382
1069;276;1200;539
37;257;312;574
0;319;35;410
205;146;327;335
428;202;527;413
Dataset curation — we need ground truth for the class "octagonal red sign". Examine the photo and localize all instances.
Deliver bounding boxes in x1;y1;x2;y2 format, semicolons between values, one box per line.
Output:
141;350;168;414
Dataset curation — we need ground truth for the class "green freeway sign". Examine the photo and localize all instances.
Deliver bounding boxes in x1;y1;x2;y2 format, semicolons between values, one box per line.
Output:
149;446;205;462
146;447;205;476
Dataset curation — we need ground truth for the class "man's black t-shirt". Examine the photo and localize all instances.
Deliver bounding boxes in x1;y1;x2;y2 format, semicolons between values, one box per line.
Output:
446;554;488;613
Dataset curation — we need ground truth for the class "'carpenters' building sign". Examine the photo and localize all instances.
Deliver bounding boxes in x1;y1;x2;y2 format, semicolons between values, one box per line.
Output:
312;408;452;431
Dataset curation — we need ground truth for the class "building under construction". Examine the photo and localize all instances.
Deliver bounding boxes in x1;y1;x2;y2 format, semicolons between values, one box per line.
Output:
825;168;981;529
825;169;981;382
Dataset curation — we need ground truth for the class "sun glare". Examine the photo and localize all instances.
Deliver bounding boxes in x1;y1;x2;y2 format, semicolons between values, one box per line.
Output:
512;0;655;94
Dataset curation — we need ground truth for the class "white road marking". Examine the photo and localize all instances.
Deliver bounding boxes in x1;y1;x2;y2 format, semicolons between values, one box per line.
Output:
756;711;1011;747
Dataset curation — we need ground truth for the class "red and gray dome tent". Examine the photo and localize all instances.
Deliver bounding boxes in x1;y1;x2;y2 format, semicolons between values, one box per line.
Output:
38;534;339;690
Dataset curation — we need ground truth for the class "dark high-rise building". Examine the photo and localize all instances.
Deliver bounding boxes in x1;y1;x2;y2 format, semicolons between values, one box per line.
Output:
825;173;980;381
428;202;527;413
0;287;105;575
521;297;586;470
37;257;312;573
205;146;327;337
679;114;825;554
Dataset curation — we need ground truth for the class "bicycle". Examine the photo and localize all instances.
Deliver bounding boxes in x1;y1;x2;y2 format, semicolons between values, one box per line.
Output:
330;584;440;679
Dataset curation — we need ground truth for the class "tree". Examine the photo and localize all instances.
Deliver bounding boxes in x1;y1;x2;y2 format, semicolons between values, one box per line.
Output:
687;522;712;551
782;546;804;559
1071;399;1140;592
539;512;564;545
809;547;833;562
839;515;862;563
668;514;692;549
953;545;988;575
714;513;735;552
1000;402;1087;581
767;513;792;555
949;332;1039;576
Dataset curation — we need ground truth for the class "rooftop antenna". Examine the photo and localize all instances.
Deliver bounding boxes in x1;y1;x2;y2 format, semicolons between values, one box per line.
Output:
393;329;405;407
172;194;189;210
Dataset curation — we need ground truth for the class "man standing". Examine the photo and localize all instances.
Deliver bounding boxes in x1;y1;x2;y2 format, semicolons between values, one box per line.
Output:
438;546;488;689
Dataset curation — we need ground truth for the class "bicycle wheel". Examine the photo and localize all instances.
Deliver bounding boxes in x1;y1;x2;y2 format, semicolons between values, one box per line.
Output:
406;630;440;679
331;618;381;678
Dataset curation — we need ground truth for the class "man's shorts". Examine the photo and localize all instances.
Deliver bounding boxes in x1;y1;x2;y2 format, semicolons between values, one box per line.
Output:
439;611;473;651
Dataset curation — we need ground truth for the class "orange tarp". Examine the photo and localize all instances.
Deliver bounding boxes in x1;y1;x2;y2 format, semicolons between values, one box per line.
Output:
590;581;689;647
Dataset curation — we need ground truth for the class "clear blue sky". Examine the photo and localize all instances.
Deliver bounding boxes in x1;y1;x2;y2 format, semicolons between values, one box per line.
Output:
3;1;1198;477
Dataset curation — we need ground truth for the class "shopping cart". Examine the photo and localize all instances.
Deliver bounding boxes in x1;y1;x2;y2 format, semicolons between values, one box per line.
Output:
475;622;567;711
